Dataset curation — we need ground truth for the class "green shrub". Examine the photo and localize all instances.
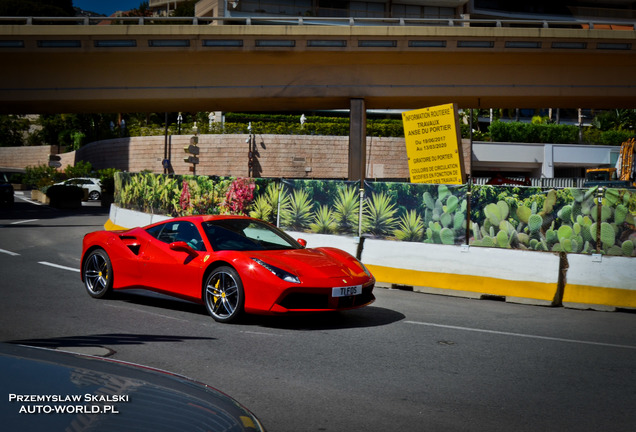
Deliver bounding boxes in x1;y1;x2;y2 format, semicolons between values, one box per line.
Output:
597;129;635;146
24;164;61;188
64;160;93;179
489;121;578;144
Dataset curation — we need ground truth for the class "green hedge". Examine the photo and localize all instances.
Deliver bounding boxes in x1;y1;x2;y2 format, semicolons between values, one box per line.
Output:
488;121;635;145
125;112;634;144
489;122;579;144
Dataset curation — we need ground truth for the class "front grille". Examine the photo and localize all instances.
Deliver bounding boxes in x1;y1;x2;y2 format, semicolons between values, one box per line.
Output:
278;284;375;311
279;292;330;310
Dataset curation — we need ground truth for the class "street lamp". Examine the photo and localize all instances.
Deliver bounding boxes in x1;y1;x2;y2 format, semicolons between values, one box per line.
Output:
208;112;215;130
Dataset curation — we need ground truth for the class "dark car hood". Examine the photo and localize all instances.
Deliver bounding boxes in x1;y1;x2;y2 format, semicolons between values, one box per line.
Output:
1;343;264;432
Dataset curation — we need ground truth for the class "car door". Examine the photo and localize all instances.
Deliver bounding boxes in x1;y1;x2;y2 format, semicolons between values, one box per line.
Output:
139;221;208;299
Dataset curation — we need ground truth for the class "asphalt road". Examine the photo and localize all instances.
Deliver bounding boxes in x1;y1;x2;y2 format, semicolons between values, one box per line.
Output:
1;194;635;432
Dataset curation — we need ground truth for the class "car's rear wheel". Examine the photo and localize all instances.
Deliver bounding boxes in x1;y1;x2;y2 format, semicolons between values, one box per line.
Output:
204;266;244;323
83;249;113;298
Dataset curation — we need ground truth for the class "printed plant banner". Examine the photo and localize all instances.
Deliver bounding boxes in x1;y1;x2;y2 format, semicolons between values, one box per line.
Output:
278;179;362;235
115;172;635;256
470;185;636;257
363;181;468;245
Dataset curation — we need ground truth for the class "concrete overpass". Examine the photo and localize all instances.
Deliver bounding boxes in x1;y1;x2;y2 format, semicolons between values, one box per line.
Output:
1;17;635;114
1;17;635;180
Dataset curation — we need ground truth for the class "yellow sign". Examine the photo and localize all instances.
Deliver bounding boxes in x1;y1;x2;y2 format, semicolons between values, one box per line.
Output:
402;103;466;184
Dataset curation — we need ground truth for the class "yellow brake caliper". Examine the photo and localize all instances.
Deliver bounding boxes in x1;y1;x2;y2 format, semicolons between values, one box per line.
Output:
213;279;222;304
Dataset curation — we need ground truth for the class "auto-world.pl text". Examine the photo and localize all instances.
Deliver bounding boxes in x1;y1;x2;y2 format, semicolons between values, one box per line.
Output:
8;393;127;414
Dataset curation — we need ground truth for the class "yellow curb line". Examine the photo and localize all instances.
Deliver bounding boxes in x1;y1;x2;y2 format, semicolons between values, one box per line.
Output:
366;264;557;302
104;219;128;231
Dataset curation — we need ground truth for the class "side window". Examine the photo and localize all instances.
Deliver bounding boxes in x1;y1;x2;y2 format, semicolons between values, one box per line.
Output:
146;223;165;239
148;221;206;252
158;223;180;244
175;222;206;251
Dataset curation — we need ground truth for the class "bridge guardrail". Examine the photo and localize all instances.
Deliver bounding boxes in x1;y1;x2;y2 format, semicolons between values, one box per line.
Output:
0;15;634;29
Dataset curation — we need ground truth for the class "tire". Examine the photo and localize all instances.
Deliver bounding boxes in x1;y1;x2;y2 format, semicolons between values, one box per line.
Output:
83;249;113;299
88;190;101;201
204;266;245;323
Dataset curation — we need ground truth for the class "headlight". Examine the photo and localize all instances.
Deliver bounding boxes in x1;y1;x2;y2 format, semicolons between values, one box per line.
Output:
360;262;373;277
251;258;300;284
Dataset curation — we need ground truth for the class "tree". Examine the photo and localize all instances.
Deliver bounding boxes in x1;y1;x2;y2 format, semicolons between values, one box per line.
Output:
125;1;151;17
173;0;195;17
591;109;636;132
0;115;30;147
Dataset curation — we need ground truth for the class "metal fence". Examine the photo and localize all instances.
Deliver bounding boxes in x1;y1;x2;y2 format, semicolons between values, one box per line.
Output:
1;16;633;29
472;177;587;188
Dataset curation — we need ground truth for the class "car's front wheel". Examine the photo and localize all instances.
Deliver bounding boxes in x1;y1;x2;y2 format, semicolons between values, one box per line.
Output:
88;190;101;201
83;249;113;298
204;266;244;323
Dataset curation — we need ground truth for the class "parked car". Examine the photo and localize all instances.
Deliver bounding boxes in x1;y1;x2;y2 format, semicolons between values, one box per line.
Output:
55;177;102;200
0;172;14;206
1;343;266;431
81;215;375;323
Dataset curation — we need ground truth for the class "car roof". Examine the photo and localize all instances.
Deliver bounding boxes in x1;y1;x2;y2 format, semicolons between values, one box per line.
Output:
164;215;254;223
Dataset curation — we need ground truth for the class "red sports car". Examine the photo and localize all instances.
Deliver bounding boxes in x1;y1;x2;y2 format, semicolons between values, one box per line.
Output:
81;215;375;323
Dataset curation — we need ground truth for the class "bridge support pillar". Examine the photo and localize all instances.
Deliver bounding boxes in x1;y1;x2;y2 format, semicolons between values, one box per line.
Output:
348;98;366;182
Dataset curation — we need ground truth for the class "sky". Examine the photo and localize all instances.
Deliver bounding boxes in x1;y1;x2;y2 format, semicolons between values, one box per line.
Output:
73;1;142;16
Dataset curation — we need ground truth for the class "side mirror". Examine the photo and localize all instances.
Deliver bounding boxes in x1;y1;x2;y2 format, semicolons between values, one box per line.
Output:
169;241;197;255
297;238;307;248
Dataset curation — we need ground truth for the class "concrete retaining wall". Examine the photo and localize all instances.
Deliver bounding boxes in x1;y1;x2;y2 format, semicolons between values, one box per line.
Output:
361;239;561;306
563;254;636;311
106;205;635;312
0;145;57;170
0;135;474;180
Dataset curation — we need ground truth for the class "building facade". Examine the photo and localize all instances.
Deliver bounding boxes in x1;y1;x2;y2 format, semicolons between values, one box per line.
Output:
194;1;635;23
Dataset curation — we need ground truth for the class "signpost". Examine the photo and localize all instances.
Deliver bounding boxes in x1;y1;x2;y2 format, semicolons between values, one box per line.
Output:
48;154;61;168
402;103;466;185
184;135;199;175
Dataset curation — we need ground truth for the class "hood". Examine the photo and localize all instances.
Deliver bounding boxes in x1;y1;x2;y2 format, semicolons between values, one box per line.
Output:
249;247;364;280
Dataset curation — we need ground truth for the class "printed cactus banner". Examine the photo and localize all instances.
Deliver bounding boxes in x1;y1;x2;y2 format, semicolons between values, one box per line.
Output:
470;185;636;257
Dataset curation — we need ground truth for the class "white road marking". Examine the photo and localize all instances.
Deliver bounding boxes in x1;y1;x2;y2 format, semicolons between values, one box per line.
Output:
10;219;39;225
405;320;636;350
241;330;283;337
0;248;20;256
38;261;81;273
15;194;42;205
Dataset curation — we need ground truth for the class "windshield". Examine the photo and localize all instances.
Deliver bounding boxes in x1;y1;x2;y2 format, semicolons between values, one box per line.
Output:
203;219;300;252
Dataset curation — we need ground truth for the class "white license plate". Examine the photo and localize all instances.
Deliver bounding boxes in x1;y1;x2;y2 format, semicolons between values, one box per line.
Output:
332;285;362;298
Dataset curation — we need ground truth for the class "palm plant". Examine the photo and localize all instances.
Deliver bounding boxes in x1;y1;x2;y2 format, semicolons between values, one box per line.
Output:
281;188;313;230
362;191;398;236
249;194;272;222
310;205;337;234
333;185;360;234
393;210;424;242
265;182;290;224
250;182;290;224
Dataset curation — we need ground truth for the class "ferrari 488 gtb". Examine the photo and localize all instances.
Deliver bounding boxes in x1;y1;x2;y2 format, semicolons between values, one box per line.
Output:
81;216;375;323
